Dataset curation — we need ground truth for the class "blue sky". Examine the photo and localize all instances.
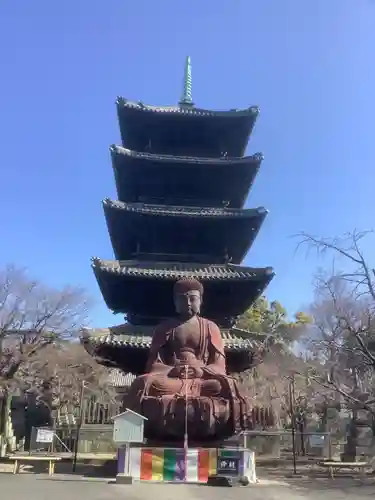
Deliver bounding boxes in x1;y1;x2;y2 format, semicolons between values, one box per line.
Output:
1;0;374;327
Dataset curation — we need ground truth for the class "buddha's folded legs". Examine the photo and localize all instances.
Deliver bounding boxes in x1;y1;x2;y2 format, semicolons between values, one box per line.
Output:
125;370;252;440
131;373;227;398
142;394;233;440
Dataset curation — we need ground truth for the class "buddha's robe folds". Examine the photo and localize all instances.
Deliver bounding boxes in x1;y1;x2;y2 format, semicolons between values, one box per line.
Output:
126;316;250;441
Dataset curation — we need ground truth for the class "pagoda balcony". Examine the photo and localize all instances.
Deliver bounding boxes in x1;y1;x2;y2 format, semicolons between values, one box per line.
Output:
91;259;274;328
110;145;263;209
103;199;268;265
116;97;259;158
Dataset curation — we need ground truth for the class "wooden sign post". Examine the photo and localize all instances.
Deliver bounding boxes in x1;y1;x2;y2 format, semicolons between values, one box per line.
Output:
112;408;147;485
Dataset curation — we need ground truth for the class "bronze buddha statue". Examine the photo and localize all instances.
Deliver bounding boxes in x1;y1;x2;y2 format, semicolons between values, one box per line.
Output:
125;278;252;443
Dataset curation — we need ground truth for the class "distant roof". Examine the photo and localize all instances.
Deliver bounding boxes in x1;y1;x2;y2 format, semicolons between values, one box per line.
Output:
107;369;135;387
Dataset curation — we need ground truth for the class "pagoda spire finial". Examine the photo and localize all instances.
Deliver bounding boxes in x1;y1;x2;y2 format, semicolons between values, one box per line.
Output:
179;56;194;107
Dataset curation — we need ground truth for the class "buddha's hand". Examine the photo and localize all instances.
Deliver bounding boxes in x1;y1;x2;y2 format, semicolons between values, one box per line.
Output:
173;365;204;379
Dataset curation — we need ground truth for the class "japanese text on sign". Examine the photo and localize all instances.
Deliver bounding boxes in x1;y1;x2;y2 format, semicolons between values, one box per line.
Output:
219;459;237;470
36;428;54;443
217;456;240;476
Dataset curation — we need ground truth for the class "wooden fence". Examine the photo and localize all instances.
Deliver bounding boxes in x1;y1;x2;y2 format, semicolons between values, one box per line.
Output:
57;398;122;427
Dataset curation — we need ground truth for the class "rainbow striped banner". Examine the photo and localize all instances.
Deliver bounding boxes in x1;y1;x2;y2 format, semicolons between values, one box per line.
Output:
117;447;256;483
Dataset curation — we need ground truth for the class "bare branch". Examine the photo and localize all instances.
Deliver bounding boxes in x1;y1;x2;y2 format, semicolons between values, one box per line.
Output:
0;264;92;389
296;230;375;303
299;230;375;419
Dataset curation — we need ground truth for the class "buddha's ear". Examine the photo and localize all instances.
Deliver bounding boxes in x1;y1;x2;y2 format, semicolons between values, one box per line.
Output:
197;294;203;310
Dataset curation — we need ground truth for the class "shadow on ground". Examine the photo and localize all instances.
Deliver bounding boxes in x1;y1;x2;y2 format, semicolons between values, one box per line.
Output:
257;465;375;493
0;458;117;478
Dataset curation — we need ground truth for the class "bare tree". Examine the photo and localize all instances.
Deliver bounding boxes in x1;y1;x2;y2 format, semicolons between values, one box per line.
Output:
242;346;321;423
17;343;118;413
0;264;92;392
298;230;375;459
307;275;372;403
297;229;375;303
297;230;375;410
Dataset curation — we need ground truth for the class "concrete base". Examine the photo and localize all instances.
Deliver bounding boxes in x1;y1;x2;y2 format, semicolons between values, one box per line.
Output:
207;474;252;487
207;475;233;487
116;474;133;485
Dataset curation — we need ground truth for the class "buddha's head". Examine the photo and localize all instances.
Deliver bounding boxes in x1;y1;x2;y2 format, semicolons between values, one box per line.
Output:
173;278;203;318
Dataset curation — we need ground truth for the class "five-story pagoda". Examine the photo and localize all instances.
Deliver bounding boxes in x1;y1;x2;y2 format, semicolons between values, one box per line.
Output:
83;57;274;389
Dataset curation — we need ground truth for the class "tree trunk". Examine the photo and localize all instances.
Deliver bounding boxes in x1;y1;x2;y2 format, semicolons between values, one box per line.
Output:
320;405;328;433
298;416;306;456
342;412;358;462
0;395;6;435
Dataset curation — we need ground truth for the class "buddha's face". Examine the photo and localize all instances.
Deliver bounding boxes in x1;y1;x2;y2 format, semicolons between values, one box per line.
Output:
174;290;201;318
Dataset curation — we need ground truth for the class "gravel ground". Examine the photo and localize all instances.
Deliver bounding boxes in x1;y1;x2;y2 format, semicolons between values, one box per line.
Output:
2;473;375;500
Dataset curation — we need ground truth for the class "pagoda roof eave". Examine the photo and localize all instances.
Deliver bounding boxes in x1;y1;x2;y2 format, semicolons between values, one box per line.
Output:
92;259;274;282
82;328;261;351
116;97;259;119
91;260;274;324
111;146;262;209
82;324;270;344
103;199;268;219
110;145;264;166
103;200;267;263
81;325;266;375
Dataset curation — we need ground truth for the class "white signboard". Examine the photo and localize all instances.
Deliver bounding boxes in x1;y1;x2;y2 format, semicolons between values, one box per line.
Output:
309;434;325;448
113;409;147;444
36;428;54;444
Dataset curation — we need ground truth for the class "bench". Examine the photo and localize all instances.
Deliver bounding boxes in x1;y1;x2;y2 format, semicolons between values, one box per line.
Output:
8;455;62;475
316;460;368;479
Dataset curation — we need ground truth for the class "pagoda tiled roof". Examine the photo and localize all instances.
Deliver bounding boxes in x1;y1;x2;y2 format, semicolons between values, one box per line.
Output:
116;97;259;118
103;199;268;219
82;325;267;351
108;369;136;387
110;145;264;165
110;145;262;209
92;259;274;281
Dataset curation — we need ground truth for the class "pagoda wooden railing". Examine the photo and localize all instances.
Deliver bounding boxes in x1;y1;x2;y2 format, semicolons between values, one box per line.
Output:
132;251;226;264
137;196;228;208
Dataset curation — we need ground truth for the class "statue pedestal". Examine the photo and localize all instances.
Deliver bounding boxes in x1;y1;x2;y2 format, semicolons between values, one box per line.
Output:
117;445;256;484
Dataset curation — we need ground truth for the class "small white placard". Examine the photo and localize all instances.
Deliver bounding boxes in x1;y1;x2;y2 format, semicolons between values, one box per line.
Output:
309;434;325;448
36;428;54;443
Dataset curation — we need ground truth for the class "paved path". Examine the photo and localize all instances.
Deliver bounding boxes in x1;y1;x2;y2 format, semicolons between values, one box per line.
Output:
0;475;282;500
1;473;375;500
